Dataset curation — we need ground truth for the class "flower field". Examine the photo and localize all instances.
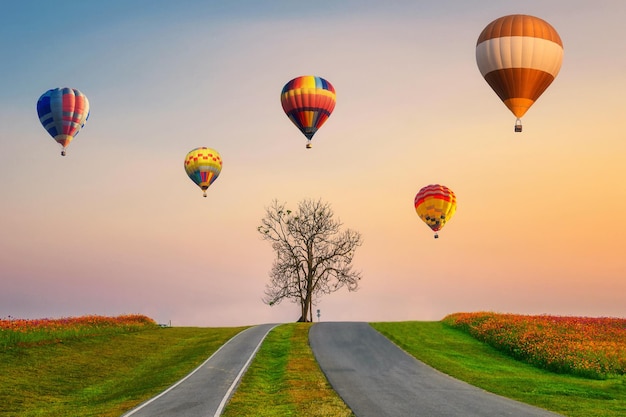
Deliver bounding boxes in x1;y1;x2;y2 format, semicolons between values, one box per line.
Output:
443;312;626;379
0;314;157;349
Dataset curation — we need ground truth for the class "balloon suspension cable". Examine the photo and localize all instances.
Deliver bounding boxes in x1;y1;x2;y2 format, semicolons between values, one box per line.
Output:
514;118;522;133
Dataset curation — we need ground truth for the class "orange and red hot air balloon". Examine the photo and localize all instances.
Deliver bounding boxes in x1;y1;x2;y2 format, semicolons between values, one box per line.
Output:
414;184;457;239
476;14;563;132
280;75;336;149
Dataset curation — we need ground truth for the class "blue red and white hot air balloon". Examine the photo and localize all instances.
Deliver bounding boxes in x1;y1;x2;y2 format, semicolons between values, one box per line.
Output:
37;87;90;156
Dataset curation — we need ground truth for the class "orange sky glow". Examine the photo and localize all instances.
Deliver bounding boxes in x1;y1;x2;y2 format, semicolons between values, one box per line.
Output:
1;1;624;326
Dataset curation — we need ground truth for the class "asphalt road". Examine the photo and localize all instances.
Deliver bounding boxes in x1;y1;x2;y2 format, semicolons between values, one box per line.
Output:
120;323;278;417
309;322;564;417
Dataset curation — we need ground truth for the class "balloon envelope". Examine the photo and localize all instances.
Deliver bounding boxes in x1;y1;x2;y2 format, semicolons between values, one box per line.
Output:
476;15;563;121
280;75;336;147
184;147;222;197
37;88;90;155
414;184;457;237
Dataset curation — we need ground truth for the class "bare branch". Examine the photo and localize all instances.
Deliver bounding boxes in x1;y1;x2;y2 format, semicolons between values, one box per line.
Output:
258;198;363;322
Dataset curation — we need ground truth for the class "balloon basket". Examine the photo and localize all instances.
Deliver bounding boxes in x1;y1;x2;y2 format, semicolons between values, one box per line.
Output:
514;119;522;132
306;142;312;149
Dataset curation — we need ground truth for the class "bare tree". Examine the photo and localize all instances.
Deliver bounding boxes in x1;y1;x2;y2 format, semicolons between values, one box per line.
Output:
257;198;363;322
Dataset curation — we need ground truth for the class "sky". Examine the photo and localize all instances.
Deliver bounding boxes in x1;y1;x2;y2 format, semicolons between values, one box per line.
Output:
1;1;625;327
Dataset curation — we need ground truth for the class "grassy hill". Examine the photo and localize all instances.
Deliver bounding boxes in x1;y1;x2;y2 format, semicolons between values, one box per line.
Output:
0;320;245;417
1;316;624;416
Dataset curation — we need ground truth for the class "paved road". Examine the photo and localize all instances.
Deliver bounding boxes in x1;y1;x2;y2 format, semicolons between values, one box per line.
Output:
309;322;564;417
120;323;278;417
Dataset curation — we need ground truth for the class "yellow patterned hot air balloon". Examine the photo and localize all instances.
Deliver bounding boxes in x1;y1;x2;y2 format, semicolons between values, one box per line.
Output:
414;184;457;239
476;14;563;132
184;147;222;197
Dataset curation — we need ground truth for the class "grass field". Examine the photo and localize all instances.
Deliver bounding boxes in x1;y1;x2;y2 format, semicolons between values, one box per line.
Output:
1;315;624;416
443;312;626;378
372;321;626;417
0;315;158;349
0;318;246;417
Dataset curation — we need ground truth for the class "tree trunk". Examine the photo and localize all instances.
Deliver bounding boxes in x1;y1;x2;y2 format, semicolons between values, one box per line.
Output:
301;288;312;322
300;298;309;322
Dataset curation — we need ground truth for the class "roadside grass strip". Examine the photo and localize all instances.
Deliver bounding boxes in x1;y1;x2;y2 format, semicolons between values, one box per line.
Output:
221;323;354;417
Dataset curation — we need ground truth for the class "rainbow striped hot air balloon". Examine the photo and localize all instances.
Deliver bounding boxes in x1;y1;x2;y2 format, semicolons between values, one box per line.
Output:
414;184;457;239
184;147;222;197
280;75;336;149
37;88;90;156
476;15;563;132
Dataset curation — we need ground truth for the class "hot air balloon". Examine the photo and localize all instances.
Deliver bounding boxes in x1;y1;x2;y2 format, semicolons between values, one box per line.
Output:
414;184;457;239
36;88;90;156
280;75;336;149
476;14;563;132
184;147;222;197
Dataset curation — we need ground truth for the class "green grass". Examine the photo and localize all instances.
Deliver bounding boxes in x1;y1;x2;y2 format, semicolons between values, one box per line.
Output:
0;315;158;349
222;323;354;417
371;321;626;417
442;312;626;378
3;320;624;417
0;326;246;417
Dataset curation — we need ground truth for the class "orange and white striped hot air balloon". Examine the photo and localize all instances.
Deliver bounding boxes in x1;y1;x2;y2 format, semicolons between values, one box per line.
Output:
476;14;563;132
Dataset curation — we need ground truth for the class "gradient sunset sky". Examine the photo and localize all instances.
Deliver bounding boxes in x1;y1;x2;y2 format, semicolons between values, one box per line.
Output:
1;1;624;326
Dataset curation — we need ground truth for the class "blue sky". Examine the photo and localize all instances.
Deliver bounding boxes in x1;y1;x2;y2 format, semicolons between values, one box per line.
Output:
1;1;625;326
